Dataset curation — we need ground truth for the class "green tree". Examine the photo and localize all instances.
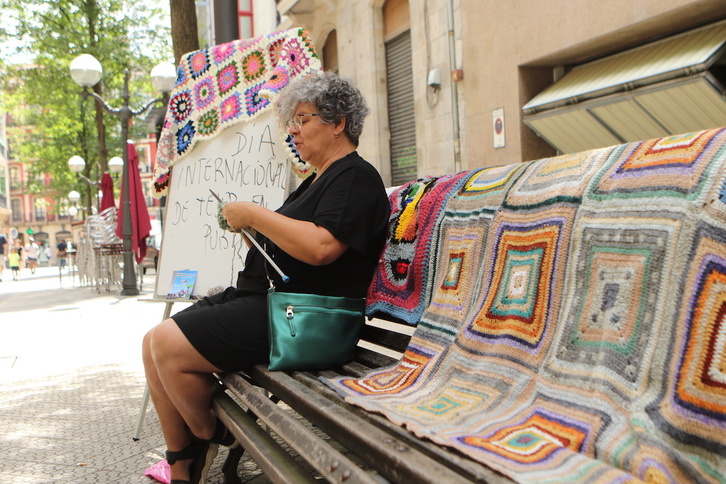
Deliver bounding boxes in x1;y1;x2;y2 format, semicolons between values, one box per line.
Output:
0;0;172;215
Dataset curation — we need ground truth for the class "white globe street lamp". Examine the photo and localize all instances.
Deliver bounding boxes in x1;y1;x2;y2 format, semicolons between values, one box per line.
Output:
67;190;81;221
69;53;176;296
108;156;124;174
150;62;177;93
69;54;103;88
67;155;101;215
68;155;86;174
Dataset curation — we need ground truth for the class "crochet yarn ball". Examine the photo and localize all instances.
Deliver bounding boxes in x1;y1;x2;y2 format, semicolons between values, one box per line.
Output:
217;201;232;231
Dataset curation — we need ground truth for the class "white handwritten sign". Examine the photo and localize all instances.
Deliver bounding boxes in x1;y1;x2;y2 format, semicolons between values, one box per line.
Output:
155;109;289;299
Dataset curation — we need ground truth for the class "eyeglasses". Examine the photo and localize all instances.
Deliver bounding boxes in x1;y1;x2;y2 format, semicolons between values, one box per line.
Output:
286;113;320;131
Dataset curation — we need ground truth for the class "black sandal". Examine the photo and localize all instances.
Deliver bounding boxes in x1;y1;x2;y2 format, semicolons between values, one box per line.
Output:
166;438;219;484
166;443;193;484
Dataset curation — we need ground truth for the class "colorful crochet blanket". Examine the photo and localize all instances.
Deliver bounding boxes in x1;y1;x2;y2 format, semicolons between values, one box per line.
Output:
152;29;321;196
365;172;472;324
329;128;726;483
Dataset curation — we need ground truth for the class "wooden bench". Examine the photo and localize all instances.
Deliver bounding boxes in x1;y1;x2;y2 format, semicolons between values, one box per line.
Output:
211;127;726;483
212;318;514;484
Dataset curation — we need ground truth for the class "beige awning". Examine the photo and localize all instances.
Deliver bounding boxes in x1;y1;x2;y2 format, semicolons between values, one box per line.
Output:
523;20;726;154
277;0;316;16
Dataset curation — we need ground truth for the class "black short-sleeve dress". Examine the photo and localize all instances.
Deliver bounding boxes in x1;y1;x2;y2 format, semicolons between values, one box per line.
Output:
173;152;390;371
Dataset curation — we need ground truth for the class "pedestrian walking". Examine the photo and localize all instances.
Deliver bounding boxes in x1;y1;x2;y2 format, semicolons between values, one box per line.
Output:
25;238;39;274
8;248;21;281
0;233;6;282
57;240;68;269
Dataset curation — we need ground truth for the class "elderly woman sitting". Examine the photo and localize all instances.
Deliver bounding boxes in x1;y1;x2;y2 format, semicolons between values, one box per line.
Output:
142;71;390;484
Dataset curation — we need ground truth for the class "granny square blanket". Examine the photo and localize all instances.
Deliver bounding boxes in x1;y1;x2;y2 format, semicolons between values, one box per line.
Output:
152;28;321;196
328;128;726;483
365;172;472;324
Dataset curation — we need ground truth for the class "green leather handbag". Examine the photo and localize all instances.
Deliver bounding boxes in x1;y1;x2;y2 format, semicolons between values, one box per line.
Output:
267;288;365;371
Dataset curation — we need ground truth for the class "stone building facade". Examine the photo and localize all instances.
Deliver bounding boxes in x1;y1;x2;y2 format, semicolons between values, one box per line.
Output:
247;0;726;186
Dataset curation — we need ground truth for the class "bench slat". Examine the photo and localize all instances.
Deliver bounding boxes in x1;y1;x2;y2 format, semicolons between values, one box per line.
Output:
359;325;411;353
219;372;385;484
349;348;397;373
212;391;317;484
294;370;515;484
251;365;475;484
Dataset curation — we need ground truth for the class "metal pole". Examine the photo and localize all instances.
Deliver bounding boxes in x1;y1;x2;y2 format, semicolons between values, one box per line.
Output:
447;0;462;173
119;70;139;296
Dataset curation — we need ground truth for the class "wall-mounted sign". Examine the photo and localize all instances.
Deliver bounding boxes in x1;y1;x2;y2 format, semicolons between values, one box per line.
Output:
493;107;505;149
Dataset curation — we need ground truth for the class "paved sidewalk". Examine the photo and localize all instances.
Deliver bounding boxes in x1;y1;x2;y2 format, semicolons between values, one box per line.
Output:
0;266;266;483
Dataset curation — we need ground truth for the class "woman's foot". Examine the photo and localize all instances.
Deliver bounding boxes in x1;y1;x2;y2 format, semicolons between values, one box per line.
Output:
166;438;218;484
166;445;194;483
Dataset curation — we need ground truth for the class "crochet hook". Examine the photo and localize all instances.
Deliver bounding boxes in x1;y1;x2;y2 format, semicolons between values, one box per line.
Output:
209;189;290;283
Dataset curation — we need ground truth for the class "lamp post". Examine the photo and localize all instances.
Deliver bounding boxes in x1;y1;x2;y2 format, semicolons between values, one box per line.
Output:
69;54;176;296
68;154;125;216
69;154;126;184
68;190;81;204
67;190;81;220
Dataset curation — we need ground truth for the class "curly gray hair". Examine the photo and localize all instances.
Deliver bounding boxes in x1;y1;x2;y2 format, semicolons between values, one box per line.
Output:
276;71;370;146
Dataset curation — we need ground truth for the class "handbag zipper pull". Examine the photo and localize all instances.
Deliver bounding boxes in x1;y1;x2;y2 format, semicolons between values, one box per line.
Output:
286;305;296;337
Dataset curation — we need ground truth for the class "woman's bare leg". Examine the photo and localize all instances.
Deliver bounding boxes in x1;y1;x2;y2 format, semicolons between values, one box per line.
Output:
142;318;222;481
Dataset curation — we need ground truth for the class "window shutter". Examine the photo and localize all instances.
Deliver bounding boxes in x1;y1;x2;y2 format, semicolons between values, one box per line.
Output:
386;30;417;186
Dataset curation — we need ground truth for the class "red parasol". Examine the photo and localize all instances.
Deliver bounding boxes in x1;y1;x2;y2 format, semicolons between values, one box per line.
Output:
116;142;152;264
99;173;116;212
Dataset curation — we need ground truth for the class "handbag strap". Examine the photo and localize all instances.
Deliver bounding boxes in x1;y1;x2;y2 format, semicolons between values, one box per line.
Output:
243;228;289;284
261;240;290;292
262;242;274;291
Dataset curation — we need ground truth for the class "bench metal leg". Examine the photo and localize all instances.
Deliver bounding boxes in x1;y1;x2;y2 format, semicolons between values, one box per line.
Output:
213;391;318;484
221;444;245;484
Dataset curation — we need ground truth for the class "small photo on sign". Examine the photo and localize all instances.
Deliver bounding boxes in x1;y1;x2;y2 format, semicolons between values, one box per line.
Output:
167;270;198;300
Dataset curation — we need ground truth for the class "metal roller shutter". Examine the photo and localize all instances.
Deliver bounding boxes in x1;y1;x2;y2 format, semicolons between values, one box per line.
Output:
386;30;418;186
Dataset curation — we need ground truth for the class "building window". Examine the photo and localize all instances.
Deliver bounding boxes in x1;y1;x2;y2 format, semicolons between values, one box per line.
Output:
238;0;253;39
137;144;151;173
9;166;20;191
0;166;7;205
34;198;47;222
11;198;22;222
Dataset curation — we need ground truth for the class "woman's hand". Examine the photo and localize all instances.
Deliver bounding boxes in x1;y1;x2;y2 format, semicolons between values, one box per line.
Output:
221;201;348;266
220;201;260;232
